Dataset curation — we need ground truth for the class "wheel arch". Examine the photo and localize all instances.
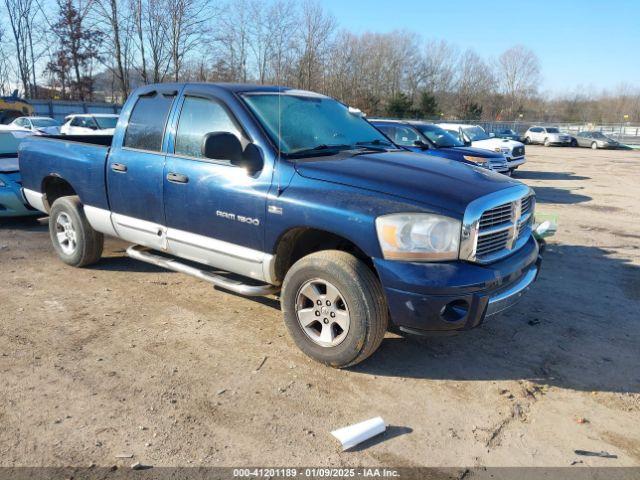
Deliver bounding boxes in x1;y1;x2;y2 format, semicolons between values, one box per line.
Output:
272;226;375;284
41;175;78;212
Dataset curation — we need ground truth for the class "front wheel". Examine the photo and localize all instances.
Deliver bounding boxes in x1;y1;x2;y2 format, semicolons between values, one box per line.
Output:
281;250;388;368
544;138;550;147
49;196;104;267
524;136;531;145
591;142;598;150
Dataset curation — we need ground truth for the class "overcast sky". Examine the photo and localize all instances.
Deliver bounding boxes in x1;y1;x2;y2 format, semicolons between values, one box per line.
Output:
320;0;640;94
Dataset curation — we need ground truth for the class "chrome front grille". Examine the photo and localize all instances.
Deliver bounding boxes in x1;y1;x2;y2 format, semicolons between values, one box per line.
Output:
460;185;536;264
512;146;525;158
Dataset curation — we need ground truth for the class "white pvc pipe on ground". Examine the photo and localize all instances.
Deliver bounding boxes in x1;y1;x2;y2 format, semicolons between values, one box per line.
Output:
331;417;386;451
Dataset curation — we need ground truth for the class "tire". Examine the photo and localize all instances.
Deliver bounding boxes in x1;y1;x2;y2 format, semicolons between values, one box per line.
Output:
281;250;388;368
508;168;516;176
591;142;598;150
544;138;550;147
524;136;531;145
49;196;104;267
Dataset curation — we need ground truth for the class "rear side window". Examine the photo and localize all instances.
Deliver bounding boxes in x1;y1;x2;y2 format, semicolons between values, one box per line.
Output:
124;92;176;152
174;96;240;159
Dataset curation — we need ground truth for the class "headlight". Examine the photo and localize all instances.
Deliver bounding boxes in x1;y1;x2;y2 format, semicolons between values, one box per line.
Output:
463;155;488;165
375;213;461;261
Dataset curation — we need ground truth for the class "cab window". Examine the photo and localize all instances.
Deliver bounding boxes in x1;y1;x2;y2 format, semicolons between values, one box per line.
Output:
174;96;240;159
391;126;420;146
124;92;176;152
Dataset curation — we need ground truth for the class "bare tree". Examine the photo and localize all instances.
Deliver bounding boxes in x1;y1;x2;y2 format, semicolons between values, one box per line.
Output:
166;0;211;82
4;0;40;97
497;45;541;118
92;0;134;100
0;25;11;95
295;0;335;91
454;49;495;119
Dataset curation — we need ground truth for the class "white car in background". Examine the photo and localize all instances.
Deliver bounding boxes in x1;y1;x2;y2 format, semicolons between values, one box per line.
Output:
438;123;526;174
524;126;572;146
60;114;119;136
9;116;61;135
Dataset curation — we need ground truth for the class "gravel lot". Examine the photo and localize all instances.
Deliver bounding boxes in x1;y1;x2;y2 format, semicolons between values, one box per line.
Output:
1;145;639;468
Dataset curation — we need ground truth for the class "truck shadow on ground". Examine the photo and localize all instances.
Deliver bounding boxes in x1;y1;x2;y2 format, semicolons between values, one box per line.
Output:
0;216;48;231
353;244;640;395
515;171;590;181
529;186;591;204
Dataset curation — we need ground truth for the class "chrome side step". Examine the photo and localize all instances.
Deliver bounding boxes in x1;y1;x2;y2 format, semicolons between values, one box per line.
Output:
126;245;280;296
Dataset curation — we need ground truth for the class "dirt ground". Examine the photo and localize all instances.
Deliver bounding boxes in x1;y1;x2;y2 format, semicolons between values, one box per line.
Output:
1;145;639;469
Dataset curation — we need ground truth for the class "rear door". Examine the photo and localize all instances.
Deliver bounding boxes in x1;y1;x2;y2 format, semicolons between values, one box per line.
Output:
107;87;178;250
162;87;271;281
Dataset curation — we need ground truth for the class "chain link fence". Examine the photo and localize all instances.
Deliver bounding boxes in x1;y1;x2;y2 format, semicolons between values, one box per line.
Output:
451;120;640;146
29;99;121;123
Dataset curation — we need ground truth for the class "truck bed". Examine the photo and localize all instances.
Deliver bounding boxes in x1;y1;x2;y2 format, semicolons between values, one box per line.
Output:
19;135;112;211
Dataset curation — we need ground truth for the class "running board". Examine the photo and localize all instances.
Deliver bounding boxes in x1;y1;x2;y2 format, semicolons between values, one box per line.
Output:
126;245;280;296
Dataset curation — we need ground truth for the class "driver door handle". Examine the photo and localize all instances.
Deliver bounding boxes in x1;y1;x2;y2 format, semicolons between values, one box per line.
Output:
111;163;127;173
167;172;189;184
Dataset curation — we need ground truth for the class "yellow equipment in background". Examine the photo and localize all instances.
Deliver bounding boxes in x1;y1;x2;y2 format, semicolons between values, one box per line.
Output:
0;93;34;124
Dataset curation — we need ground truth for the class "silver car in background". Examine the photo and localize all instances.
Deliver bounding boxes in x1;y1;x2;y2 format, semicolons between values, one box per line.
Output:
575;131;621;149
524;126;572;146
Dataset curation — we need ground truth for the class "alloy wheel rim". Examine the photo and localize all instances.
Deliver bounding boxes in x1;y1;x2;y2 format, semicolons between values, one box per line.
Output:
295;278;350;347
55;212;77;255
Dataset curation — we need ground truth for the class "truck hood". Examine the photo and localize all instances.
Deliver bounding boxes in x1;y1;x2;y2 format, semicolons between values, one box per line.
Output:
471;138;523;152
294;150;520;215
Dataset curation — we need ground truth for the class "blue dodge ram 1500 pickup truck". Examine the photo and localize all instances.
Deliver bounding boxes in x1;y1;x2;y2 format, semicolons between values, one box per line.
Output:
19;83;541;367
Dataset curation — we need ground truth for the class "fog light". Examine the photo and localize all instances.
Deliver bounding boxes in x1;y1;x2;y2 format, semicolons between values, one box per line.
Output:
440;300;469;322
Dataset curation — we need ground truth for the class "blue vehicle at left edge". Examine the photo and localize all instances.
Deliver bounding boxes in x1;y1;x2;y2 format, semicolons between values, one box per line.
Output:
0;129;40;217
18;83;541;368
371;119;511;175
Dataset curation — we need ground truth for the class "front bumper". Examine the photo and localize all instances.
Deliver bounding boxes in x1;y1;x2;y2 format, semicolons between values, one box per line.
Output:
374;235;541;333
506;156;526;168
0;186;40;217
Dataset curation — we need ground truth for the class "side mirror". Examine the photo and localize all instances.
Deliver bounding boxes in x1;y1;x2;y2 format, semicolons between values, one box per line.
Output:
413;139;429;150
464;140;472;147
201;132;263;174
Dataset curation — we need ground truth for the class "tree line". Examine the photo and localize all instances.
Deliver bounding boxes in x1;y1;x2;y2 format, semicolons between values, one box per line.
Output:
1;0;639;123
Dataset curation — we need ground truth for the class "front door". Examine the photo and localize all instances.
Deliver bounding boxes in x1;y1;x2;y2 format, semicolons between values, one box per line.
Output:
107;88;178;250
162;89;271;281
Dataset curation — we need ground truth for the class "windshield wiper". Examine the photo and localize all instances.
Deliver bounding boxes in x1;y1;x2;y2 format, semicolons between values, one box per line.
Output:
353;139;394;153
287;144;353;158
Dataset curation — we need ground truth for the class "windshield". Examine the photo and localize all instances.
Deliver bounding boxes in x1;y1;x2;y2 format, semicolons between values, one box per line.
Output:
31;118;60;127
241;92;391;155
592;132;608;139
500;129;516;135
546;127;560;133
416;125;464;148
95;116;118;129
462;126;490;141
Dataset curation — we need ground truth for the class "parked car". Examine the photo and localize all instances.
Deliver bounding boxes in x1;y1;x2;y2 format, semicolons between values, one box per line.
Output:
19;83;541;367
0;129;40;217
371;119;510;174
438;123;526;174
60;114;119;136
9;116;61;135
524;126;572;146
493;128;523;142
575;131;621;149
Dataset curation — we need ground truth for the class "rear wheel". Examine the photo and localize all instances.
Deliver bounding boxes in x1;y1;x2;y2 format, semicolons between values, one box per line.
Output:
281;250;388;368
591;142;598;150
49;196;103;267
